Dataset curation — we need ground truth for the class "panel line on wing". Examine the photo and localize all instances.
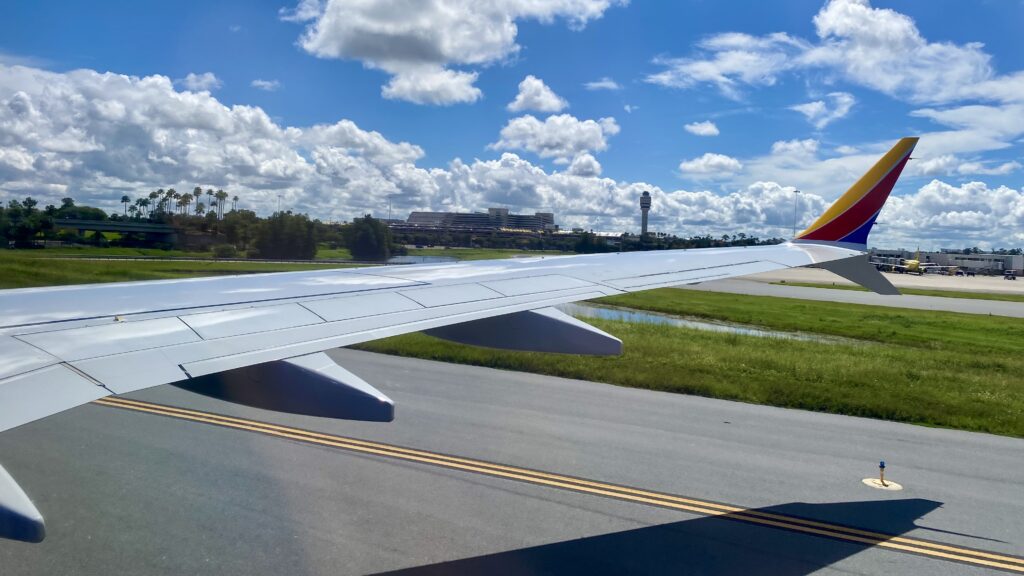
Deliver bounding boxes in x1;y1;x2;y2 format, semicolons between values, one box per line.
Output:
607;260;763;282
0;280;432;331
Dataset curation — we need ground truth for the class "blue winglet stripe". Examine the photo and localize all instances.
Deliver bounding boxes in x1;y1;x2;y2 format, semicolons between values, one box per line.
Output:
837;211;880;246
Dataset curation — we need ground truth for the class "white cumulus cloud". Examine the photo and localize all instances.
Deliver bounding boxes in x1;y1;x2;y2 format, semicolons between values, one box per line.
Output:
646;32;809;100
790;92;855;129
507;75;567;113
678;153;742;175
584;77;621;90
381;67;481;105
647;0;1023;106
491;114;620;163
251;79;281;91
567;152;601;177
282;0;625;105
177;72;222;92
684;121;720;136
880;180;1024;248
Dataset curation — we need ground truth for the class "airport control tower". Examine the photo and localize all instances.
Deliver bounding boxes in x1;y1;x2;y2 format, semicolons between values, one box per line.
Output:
639;191;651;236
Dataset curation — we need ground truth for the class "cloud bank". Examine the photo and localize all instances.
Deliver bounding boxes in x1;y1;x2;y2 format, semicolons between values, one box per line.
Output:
0;63;1021;248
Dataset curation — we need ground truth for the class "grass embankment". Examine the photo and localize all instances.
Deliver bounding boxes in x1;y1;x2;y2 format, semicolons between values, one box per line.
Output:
0;251;350;289
355;289;1024;437
773;281;1024;303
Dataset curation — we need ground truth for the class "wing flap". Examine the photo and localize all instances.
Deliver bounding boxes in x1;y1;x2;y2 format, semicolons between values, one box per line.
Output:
72;350;189;394
301;291;422;322
0;337;59;380
481;275;596;296
181;303;324;340
0;364;108;434
400;283;504;307
16;317;200;362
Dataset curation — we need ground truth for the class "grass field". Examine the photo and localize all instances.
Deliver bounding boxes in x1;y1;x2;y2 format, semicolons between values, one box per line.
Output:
773;281;1024;303
7;246;215;258
356;289;1024;437
0;251;349;289
314;247;354;260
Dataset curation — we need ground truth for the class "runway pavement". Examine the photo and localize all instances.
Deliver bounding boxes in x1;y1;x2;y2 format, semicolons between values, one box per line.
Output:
689;278;1024;318
1;349;1021;575
746;268;1024;296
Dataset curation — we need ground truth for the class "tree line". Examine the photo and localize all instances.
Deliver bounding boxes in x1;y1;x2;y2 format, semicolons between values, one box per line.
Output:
117;187;238;220
1;193;400;261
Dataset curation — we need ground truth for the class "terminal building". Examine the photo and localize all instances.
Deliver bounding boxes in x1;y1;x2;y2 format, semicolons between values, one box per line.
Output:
870;248;1023;274
404;207;557;232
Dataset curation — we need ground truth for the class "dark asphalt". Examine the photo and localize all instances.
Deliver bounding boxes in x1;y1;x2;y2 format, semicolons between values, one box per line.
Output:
0;349;1021;575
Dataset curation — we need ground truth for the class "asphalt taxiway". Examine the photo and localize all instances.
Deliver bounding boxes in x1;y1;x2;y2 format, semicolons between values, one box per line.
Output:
0;350;1021;575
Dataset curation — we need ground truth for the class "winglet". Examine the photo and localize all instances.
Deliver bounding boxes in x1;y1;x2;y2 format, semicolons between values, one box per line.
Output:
795;137;918;248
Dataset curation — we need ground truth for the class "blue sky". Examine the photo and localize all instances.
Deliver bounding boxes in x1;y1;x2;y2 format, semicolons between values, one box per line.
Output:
1;0;1023;248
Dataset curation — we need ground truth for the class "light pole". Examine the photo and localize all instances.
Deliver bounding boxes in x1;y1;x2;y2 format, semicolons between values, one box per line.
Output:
792;189;801;238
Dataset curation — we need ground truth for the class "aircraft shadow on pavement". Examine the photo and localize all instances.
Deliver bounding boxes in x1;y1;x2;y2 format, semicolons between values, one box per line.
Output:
377;498;945;576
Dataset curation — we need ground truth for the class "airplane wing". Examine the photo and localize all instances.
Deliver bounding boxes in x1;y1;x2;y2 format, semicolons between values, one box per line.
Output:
0;137;918;542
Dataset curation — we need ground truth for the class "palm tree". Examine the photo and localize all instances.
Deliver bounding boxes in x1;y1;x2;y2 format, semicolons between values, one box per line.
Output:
166;189;177;213
128;205;139;218
231;195;238;212
206;188;214;212
139;197;150;217
120;195;130;216
215;189;229;219
171;191;182;214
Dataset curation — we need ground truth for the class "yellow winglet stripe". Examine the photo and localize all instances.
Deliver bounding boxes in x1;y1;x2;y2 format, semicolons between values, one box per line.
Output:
798;137;918;238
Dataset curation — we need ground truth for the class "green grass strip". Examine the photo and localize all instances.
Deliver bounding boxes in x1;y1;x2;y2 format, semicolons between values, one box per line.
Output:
356;289;1024;437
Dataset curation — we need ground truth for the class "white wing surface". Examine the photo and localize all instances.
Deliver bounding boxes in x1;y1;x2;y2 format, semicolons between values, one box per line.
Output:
0;241;862;433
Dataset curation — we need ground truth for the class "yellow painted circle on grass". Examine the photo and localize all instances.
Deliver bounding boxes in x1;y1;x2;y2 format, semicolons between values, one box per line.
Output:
862;478;903;491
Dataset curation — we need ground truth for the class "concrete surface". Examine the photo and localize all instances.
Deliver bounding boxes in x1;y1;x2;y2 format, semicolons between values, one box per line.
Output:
745;267;1024;295
690;277;1024;317
0;349;1021;575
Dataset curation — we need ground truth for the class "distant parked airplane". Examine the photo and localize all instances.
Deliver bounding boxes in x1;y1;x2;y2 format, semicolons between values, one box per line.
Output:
871;249;958;275
0;138;918;542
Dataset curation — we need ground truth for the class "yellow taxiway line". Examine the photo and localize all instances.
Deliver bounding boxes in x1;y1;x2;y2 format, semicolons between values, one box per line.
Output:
93;396;1024;573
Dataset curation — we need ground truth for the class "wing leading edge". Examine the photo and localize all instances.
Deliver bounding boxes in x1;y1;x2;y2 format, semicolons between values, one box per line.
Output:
0;137;917;541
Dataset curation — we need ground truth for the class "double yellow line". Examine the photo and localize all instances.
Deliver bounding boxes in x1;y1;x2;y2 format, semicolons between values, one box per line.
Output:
93;396;1024;573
